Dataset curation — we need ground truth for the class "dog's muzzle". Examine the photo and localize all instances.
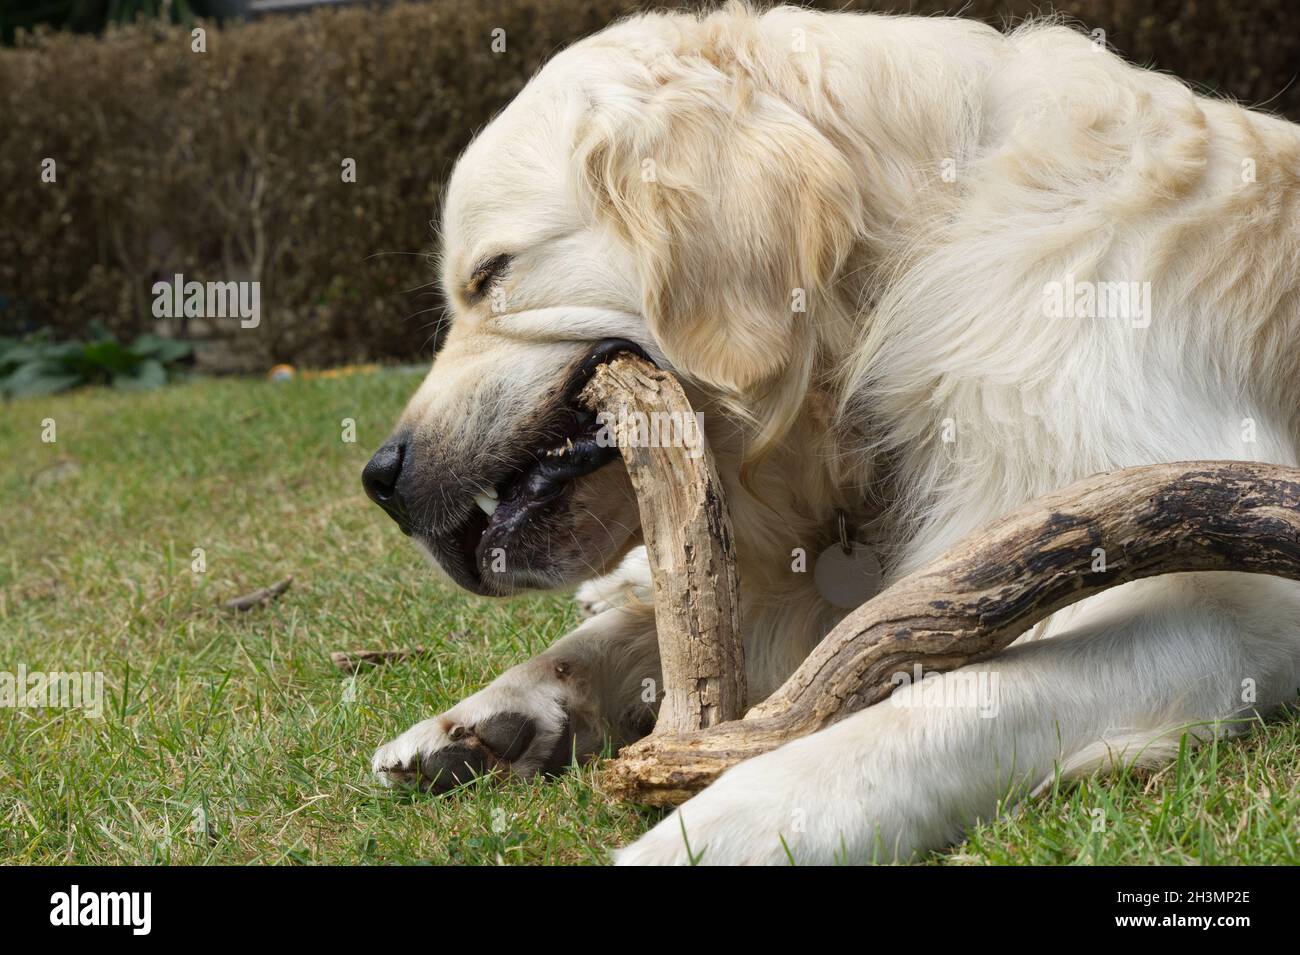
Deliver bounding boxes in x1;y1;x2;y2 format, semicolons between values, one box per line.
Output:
361;338;650;592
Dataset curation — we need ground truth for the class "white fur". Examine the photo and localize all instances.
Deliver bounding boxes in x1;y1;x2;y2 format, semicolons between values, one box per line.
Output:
575;547;652;617
373;5;1300;864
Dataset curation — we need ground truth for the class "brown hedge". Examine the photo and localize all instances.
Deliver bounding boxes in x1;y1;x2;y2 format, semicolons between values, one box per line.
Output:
2;0;1297;369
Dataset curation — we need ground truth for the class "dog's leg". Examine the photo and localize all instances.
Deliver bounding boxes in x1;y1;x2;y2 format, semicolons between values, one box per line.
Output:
372;601;660;791
370;542;820;791
615;573;1300;864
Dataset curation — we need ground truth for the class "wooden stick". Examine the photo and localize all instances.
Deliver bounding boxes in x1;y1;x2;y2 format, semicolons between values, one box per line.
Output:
224;576;293;612
599;460;1300;805
579;354;745;733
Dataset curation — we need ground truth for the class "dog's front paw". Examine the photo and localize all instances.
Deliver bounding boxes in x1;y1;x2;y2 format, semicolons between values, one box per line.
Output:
574;547;652;617
373;688;573;793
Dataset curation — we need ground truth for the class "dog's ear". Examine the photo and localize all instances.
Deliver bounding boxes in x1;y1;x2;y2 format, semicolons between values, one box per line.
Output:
577;58;862;393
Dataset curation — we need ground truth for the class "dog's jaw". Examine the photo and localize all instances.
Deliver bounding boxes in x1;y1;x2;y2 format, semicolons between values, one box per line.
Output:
399;341;646;597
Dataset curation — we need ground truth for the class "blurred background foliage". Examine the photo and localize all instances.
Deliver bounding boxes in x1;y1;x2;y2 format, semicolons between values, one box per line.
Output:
0;323;194;397
0;0;235;44
2;0;1298;372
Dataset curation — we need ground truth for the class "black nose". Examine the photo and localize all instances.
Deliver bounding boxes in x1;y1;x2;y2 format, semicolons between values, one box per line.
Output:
362;438;411;532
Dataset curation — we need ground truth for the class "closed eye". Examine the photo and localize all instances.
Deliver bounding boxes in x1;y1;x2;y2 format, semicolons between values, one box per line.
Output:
464;253;511;304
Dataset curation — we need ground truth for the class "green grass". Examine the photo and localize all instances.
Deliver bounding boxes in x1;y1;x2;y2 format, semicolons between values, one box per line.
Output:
944;721;1300;865
1;371;1297;864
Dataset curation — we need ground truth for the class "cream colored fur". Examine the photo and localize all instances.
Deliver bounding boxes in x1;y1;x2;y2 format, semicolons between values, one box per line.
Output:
371;4;1300;864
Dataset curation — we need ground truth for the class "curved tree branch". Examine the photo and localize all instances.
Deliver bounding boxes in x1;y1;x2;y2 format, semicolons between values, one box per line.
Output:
598;459;1300;806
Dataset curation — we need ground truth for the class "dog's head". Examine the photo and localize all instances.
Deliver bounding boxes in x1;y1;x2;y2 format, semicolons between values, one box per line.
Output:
363;8;863;595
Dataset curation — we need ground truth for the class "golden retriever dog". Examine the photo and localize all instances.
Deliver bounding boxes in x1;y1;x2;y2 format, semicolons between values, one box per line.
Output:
364;3;1300;864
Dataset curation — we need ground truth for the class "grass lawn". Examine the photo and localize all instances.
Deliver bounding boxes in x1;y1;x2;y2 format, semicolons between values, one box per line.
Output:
1;370;1297;865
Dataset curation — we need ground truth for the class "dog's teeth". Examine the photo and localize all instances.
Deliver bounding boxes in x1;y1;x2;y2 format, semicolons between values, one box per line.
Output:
481;485;498;500
474;492;499;516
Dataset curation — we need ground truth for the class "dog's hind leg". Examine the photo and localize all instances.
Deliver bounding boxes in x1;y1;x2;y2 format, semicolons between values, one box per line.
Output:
615;573;1300;864
372;600;661;792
